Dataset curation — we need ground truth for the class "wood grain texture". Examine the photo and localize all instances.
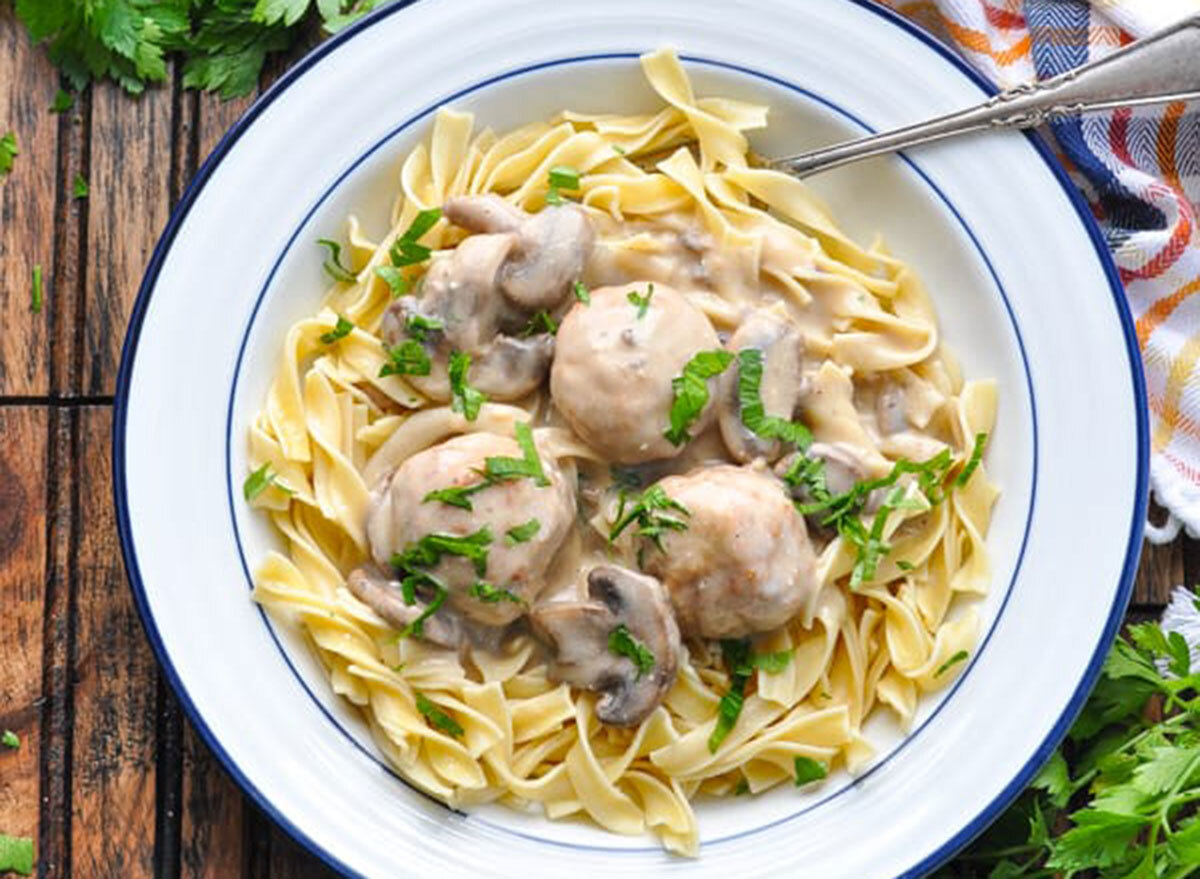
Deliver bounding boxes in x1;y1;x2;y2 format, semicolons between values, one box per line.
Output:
1133;537;1184;606
180;723;246;879
0;407;49;854
267;826;339;879
0;8;61;396
81;80;174;395
69;408;157;878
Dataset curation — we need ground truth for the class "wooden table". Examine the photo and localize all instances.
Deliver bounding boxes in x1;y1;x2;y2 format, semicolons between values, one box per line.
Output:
0;9;1188;877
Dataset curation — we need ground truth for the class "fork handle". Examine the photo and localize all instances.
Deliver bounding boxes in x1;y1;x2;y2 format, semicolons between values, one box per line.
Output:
772;16;1200;178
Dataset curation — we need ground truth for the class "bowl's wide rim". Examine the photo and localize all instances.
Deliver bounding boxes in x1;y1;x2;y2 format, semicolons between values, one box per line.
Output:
112;1;1149;877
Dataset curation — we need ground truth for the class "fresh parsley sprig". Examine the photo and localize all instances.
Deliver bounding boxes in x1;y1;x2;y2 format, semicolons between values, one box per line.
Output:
664;349;734;446
627;283;654;319
468;581;523;605
415;692;464;738
379;340;431;377
708;640;793;753
545;164;581;206
449;350;487;421
317;238;356;283
736;348;812;447
319;315;354;344
608;624;655;678
390;208;442;267
243;462;294;501
422;424;548;511
609;485;690;554
505;518;541;546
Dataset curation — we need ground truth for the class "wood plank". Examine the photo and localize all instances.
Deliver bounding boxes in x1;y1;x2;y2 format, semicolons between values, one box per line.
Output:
70;407;157;878
268;825;339;879
0;7;61;395
81;80;174;395
180;723;245;879
196;92;255;170
0;407;49;867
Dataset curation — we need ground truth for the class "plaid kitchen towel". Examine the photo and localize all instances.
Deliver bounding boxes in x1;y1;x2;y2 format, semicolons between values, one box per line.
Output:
879;0;1200;541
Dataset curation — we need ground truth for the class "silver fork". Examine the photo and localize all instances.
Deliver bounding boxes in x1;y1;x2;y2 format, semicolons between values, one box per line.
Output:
771;15;1200;178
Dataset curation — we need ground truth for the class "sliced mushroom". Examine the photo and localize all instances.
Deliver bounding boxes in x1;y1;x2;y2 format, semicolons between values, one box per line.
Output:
718;307;805;464
530;565;680;727
346;565;462;649
446;195;594;310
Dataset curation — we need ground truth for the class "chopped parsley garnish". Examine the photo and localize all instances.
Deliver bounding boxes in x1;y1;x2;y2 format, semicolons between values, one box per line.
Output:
505;518;541;545
390;208;441;267
609;485;690;554
736;348;812;447
627;283;654;319
405;313;444;341
50;89;74;113
934;650;969;678
896;560;915;572
72;173;89;199
30;265;43;314
391;526;493;578
608;623;655;678
793;756;828;787
319;315;354;344
379;340;431;377
0;132;17;178
468;581;523;604
317;238;356;283
955;432;989;487
734;778;750;796
243;462;293;501
449;350;487;421
573;281;591;304
415;693;464;738
1;730;19;749
483;422;547;485
709;640;795;753
422;486;479;510
545;164;581;205
613;144;628;156
664;348;734;446
851;482;925;588
522;310;558;336
0;834;34;876
374;266;410;297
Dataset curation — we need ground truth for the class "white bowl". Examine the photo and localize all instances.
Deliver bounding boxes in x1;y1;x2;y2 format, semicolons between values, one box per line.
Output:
114;1;1148;876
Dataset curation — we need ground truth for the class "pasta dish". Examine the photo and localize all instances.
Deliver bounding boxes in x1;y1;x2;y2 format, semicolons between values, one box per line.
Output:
245;48;998;855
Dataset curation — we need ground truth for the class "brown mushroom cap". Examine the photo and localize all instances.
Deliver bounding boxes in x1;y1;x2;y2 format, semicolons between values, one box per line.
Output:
530;565;681;727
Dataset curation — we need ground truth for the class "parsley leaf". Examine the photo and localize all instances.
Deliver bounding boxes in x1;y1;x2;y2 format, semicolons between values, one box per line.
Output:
609;485;690;553
415;692;464;738
448;350;487;421
573;281;591;304
709;639;752;753
405;313;443;342
955;431;988;487
317;238;356;283
422;485;482;511
72;173;89;199
1;730;19;749
50;89;74;113
0;834;33;876
391;527;493;579
319;315;354;344
374;265;410;297
0;132;15;178
751;650;793;675
664;349;734;446
379;340;431;377
627;283;654;319
522;310;558;336
608;623;655;678
468;581;523;604
793;756;828;787
934;650;968;678
545;164;580;206
505;518;541;545
390;208;441;267
483;422;547;486
243;462;293;501
736;348;812;447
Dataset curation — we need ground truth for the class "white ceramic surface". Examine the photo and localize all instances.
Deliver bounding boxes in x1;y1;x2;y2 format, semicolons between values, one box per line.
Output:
114;1;1147;877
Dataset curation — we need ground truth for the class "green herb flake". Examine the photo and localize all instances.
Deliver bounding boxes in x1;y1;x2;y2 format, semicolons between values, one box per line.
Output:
0;834;33;876
72;172;89;199
734;778;750;796
751;650;794;675
505;518;541;546
405;313;444;342
736;348;812;447
374;265;410;298
934;650;969;679
379;340;432;378
390;208;441;267
415;692;464;738
448;350;487;421
243;462;293;501
30;265;43;314
317;238;356;283
0;132;17;177
608;623;655;678
319;315;354;344
896;560;915;572
548;165;581;192
50;89;74;113
392;527;493;579
613;144;628;156
522;310;558;336
484;422;547;486
709;639;752;753
468;581;523;605
664;348;734;446
422;485;482;511
627;283;654;319
1;730;19;749
955;431;989;487
793;756;828;787
609;484;690;554
573;281;591;304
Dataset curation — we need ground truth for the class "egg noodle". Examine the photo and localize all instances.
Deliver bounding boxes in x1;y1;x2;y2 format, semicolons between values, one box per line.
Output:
247;49;998;855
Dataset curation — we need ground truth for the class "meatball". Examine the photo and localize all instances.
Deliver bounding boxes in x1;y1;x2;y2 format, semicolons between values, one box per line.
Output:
550;282;722;463
366;431;575;626
640;465;818;639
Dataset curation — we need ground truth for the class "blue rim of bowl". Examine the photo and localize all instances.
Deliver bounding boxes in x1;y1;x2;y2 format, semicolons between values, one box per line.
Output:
112;1;1149;877
224;51;1039;857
